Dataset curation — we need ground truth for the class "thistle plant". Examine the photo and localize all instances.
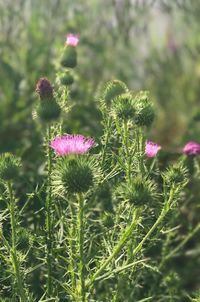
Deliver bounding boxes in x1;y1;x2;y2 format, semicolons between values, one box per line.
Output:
0;154;28;301
0;34;200;302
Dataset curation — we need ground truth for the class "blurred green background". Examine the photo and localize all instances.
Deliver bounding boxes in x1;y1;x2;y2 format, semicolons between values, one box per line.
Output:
1;0;200;155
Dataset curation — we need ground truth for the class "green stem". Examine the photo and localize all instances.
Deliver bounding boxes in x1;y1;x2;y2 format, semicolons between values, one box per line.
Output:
77;193;85;302
11;251;27;302
130;187;175;260
147;157;157;176
88;187;175;288
8;181;16;249
101;117;112;167
131;208;166;259
69;204;76;291
138;129;145;175
7;181;27;302
46;124;53;296
87;209;138;288
123;121;131;183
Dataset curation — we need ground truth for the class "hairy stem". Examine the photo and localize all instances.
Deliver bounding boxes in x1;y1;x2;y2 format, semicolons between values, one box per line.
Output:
101;116;112;167
88;187;175;288
77;193;86;301
8;181;17;249
87;209;138;288
7;181;27;302
69;204;76;291
123;121;131;183
131;187;175;259
46;124;53;296
131;208;166;259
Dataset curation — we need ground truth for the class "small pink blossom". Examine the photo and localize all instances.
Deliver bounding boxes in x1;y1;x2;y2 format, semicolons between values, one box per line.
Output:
145;141;161;158
65;34;79;47
50;135;95;156
183;141;200;156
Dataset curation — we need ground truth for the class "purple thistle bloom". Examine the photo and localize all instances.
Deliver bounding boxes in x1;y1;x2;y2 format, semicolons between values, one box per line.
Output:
183;141;200;156
65;33;79;47
50;135;95;156
145;141;161;158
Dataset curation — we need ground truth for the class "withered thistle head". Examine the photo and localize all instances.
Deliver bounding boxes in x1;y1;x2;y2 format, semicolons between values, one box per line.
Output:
35;77;54;100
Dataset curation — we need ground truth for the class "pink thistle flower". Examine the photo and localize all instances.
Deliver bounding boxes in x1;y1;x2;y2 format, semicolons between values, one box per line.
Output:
50;135;95;156
145;141;161;158
65;33;79;47
183;141;200;156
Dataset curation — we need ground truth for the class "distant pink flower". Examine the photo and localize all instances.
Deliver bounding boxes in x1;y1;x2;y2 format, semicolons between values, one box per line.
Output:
50;135;95;156
65;34;79;47
145;141;161;158
183;141;200;156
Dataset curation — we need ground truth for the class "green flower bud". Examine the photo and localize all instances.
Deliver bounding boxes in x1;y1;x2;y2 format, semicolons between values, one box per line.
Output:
60;46;77;68
0;153;21;181
61;158;93;194
37;99;61;122
117;176;157;206
60;71;74;86
102;80;128;103
134;91;155;127
163;164;188;186
112;93;135;120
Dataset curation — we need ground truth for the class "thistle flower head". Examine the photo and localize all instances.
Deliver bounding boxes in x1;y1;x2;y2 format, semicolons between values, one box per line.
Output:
102;80;128;103
183;141;200;156
61;158;93;193
65;33;79;47
52;156;102;196
60;71;74;86
134;91;155;127
50;135;95;156
112;93;135;120
35;77;53;100
116;176;158;206
163;163;188;186
60;46;77;68
37;100;61;122
145;141;161;158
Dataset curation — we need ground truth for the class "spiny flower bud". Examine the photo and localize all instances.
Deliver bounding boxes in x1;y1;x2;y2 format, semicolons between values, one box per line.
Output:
0;153;21;181
163;164;188;186
117;176;157;206
60;46;77;68
36;77;53;100
60;71;74;86
35;78;61;122
61;158;93;194
37;99;61;122
134;91;155;127
102;80;128;103
112;93;135;120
